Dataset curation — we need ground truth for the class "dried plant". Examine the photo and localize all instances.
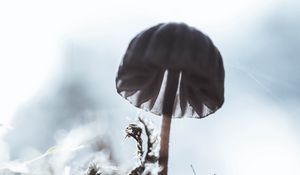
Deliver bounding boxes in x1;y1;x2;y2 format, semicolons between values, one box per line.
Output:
85;162;102;175
126;116;159;175
125;123;143;161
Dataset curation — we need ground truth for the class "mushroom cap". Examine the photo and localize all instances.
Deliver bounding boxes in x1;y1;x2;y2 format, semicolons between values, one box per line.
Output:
116;22;225;118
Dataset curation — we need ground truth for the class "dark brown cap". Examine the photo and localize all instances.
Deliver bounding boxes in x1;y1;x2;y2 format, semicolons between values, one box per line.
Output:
116;22;225;118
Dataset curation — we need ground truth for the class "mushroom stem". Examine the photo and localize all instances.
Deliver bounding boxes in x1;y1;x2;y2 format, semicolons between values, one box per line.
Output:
159;114;172;175
159;70;179;175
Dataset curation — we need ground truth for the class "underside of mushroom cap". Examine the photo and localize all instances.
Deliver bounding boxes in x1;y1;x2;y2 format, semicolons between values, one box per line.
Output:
116;22;225;119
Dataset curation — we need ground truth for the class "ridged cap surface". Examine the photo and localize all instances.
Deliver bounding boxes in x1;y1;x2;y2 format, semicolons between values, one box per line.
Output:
116;22;225;118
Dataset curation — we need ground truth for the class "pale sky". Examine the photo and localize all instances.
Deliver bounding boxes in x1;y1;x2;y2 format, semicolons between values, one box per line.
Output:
1;1;299;174
0;0;277;125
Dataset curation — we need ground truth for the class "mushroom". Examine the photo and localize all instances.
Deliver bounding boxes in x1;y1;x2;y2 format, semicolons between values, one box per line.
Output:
116;22;225;175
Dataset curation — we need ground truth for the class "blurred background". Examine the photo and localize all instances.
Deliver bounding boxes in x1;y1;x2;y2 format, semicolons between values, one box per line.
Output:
0;0;300;174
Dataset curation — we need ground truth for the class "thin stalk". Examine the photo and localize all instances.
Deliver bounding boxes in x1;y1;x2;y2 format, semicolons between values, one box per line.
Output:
158;70;179;175
158;114;172;175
